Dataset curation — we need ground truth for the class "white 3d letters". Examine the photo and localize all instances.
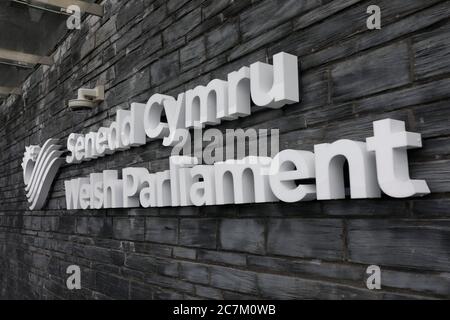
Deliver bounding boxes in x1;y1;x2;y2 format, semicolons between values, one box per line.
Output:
214;156;277;205
103;170;123;208
120;103;146;147
190;165;216;206
123;168;149;207
163;94;186;147
366;119;430;197
67;133;82;164
90;173;104;209
144;94;171;139
185;79;226;128
53;52;431;212
227;66;251;118
250;52;299;109
62;118;430;210
314;140;381;200
63;52;302;165
269;150;316;202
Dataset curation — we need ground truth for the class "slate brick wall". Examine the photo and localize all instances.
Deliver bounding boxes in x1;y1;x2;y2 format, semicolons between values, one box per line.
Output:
1;0;450;299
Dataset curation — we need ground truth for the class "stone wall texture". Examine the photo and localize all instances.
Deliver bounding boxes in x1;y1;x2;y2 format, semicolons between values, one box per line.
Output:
1;0;450;299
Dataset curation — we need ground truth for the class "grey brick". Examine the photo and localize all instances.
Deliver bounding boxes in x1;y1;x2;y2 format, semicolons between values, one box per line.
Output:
112;69;150;104
267;219;344;260
203;0;232;19
142;34;163;56
294;0;363;30
150;51;179;86
24;216;40;230
413;100;450;139
145;217;178;244
297;68;329;111
129;281;154;299
257;273;380;299
153;287;183;299
179;219;217;249
95;16;117;46
180;36;206;71
57;216;76;234
32;253;49;270
354;77;450;114
74;245;125;266
269;0;442;59
95;272;129;299
331;43;411;102
167;0;191;13
240;0;321;41
179;261;209;284
206;22;239;59
116;0;144;30
412;199;450;218
209;265;258;295
348;220;450;272
142;4;170;36
301;1;450;71
173;247;197;260
229;22;291;61
195;284;223;299
125;253;178;277
414;23;450;79
76;217;113;237
116;23;143;53
379;269;450;297
163;8;201;44
411;160;450;193
220;219;265;254
247;255;364;282
413;136;450;161
238;201;322;217
321;200;408;217
197;249;247;266
113;218;145;241
145;273;195;294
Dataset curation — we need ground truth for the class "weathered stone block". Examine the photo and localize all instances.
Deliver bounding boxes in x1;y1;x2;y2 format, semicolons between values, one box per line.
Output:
179;219;217;249
331;43;411;102
179;261;209;284
414;23;450;79
150;51;179;86
145;217;178;244
348;220;450;272
113;218;145;241
163;8;201;44
95;272;129;299
267;219;344;260
77;217;113;237
219;219;265;254
125;253;178;276
240;0;321;40
206;22;239;59
180;36;206;71
209;265;258;295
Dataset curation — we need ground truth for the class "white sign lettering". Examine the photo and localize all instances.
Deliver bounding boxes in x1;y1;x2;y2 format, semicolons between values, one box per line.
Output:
21;52;430;210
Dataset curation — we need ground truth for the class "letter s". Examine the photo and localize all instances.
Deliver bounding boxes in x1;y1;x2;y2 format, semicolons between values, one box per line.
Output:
66;133;83;164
